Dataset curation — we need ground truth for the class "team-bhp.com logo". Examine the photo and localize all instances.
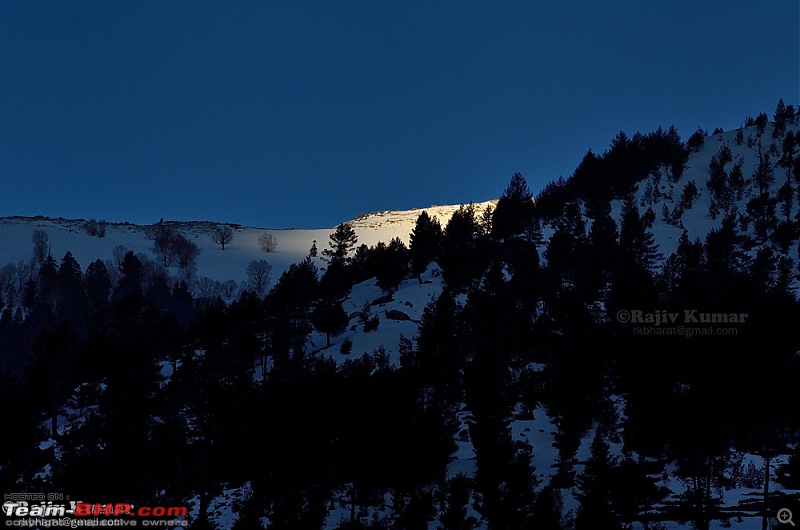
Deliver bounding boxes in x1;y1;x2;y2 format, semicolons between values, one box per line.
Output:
73;504;187;518
3;501;187;517
4;493;189;527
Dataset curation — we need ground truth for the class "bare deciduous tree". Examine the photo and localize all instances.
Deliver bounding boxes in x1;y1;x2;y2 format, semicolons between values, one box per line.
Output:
258;232;278;253
194;277;222;300
221;279;238;300
172;233;201;270
32;229;50;263
112;245;128;271
84;219;108;238
245;259;272;296
145;222;177;266
211;225;234;250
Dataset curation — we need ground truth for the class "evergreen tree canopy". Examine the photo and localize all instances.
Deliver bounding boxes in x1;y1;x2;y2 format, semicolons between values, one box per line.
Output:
409;211;442;278
492;172;535;240
619;194;662;268
323;222;358;263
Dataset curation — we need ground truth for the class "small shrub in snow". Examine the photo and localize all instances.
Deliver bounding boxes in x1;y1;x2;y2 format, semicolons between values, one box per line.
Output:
364;315;380;332
359;302;380;332
740;460;764;489
84;219;108;238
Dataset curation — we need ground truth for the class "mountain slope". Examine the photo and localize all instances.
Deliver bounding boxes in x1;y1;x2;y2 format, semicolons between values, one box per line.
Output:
0;200;497;289
4;112;800;530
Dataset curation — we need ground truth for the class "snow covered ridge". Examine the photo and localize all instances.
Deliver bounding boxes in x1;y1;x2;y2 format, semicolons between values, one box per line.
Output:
0;200;497;286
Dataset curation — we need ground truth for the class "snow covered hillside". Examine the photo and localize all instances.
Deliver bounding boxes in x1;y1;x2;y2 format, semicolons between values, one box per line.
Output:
5;114;800;530
618;121;799;259
0;200;497;289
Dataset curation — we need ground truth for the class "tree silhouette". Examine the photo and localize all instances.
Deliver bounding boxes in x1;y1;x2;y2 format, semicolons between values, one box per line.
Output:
492;172;535;240
211;225;234;250
409;211;442;281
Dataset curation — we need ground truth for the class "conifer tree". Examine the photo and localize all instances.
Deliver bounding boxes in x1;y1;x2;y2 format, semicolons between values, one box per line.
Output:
38;254;59;308
729;158;746;201
415;292;462;405
439;204;481;290
575;432;620;530
437;475;479;530
544;201;590;300
318;257;352;301
311;297;348;348
323;222;358;263
57;251;86;325
479;204;494;236
374;237;409;294
409;211;442;280
492;173;535;240
619;195;662;269
587;209;619;292
530;484;568;530
778;131;797;225
705;216;749;278
264;257;319;365
747;144;777;240
679;180;700;210
773;98;788;138
755;113;768;135
85;259;111;308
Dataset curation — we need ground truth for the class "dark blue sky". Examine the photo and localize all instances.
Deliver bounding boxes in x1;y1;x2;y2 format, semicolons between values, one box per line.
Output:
1;1;798;228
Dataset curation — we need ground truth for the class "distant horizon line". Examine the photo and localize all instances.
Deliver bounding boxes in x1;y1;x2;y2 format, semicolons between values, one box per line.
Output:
0;199;500;232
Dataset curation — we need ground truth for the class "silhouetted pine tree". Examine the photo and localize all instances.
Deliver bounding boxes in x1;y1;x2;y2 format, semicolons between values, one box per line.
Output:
575;432;620;530
492;173;535;240
414;292;463;405
530;484;568;530
773;98;788;138
587;207;619;294
311;296;348;348
747;181;778;240
409;211;442;280
619;194;662;269
324;222;358;264
264;257;319;367
437;475;479;530
439;204;484;290
374;237;409;294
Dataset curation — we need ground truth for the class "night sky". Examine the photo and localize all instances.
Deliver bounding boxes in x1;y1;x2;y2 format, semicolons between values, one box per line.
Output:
1;1;798;228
